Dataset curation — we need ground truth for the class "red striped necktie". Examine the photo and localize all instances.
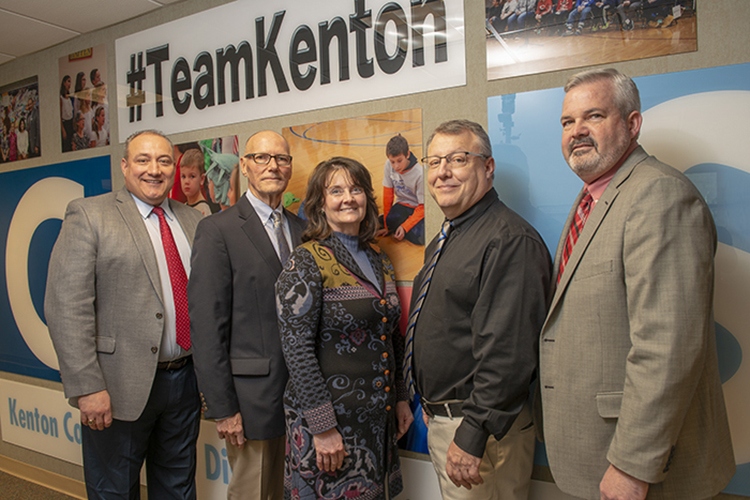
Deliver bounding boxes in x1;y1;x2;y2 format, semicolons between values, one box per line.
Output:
557;190;593;284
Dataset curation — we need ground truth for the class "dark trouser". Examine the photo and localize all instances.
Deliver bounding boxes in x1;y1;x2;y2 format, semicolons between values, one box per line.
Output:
385;203;425;245
81;360;201;499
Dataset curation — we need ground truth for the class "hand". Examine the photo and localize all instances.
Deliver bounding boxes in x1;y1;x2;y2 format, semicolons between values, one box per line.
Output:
79;390;113;431
375;228;389;239
216;412;246;448
395;401;414;439
393;226;406;241
446;440;483;489
313;428;348;472
600;464;649;500
422;410;430;427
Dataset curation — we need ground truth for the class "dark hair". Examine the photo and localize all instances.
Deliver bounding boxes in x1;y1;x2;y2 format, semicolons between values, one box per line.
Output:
303;157;379;246
75;72;86;93
90;68;99;84
123;130;173;160
60;75;71;97
386;134;409;157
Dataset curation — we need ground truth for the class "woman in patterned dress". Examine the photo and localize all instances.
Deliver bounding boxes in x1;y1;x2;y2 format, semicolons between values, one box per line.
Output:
276;157;413;500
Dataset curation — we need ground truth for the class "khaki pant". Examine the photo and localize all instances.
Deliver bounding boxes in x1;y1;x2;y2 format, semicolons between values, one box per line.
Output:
427;404;535;500
226;435;285;500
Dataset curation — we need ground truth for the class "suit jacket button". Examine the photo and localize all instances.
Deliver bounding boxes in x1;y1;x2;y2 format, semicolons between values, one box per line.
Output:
155;312;163;319
151;346;158;354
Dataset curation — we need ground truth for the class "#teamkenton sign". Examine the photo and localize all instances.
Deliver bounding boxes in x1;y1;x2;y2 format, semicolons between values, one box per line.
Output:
115;0;466;140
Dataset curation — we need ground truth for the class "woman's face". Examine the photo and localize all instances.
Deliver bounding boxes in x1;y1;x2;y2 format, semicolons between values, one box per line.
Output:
323;170;367;236
75;116;84;133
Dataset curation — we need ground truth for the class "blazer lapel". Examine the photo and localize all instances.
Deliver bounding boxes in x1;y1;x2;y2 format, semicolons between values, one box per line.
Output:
238;196;283;275
115;188;163;303
168;198;197;245
285;208;304;247
547;147;648;318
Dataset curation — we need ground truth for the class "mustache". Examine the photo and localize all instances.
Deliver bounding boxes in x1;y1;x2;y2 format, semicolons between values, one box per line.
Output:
569;137;597;154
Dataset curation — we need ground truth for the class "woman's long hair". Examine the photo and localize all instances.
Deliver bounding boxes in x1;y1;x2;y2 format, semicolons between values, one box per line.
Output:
302;156;379;247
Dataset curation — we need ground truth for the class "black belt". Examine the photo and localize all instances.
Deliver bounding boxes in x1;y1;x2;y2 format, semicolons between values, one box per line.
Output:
157;355;192;371
421;398;464;418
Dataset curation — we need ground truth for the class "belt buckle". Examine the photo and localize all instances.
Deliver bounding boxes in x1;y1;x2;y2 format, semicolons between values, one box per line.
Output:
420;398;435;418
443;402;454;420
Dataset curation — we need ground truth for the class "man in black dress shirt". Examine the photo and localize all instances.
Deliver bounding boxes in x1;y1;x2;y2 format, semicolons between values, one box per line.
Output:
410;120;551;499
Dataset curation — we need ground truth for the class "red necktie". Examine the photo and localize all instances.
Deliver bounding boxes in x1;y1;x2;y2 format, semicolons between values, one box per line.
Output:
557;190;593;283
152;206;191;351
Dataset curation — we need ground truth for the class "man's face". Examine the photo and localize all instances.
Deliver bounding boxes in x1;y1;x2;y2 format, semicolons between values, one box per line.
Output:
180;166;204;198
240;131;292;206
427;131;494;220
121;133;175;206
560;79;640;183
388;153;410;174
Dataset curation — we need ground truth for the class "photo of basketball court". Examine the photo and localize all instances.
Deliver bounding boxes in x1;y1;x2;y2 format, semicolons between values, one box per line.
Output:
282;108;424;281
487;3;697;80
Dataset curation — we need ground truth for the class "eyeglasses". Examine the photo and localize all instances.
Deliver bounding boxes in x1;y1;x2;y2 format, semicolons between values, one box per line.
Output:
327;186;365;198
244;153;292;166
421;151;488;170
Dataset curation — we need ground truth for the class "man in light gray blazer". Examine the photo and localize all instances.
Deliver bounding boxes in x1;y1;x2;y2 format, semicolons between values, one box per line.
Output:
45;130;203;499
538;68;735;500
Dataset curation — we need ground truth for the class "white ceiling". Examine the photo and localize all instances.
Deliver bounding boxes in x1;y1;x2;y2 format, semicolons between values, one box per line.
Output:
0;0;183;66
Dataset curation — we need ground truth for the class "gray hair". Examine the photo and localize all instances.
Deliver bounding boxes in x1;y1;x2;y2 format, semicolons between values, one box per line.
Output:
123;130;173;160
564;68;641;120
426;119;493;158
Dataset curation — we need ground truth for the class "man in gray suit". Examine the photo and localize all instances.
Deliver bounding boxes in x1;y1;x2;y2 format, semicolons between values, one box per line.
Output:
46;130;203;498
538;68;735;499
189;130;305;500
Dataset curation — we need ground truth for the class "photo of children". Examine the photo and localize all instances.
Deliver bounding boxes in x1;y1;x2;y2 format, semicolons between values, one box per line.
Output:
0;77;40;163
375;134;425;246
179;149;214;216
58;46;108;153
282;108;425;281
170;136;240;214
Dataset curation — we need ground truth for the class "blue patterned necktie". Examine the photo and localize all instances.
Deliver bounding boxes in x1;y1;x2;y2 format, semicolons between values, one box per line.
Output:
403;219;453;400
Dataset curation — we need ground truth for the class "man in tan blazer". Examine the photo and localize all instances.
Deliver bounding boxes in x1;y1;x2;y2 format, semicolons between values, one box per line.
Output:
538;68;735;499
46;130;203;498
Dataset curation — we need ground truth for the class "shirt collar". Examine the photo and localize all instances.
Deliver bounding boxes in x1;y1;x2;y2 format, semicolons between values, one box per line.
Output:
245;189;282;223
130;193;174;221
448;188;498;232
584;141;639;202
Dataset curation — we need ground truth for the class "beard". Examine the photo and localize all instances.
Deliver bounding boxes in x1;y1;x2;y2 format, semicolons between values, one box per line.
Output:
565;134;630;182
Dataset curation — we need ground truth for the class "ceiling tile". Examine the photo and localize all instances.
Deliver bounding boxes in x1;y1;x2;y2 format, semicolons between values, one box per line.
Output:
0;53;15;65
0;0;160;33
0;11;78;58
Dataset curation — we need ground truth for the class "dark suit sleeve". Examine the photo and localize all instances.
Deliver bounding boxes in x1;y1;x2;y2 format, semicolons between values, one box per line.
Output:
188;217;239;420
607;174;717;483
454;233;551;457
45;199;107;399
